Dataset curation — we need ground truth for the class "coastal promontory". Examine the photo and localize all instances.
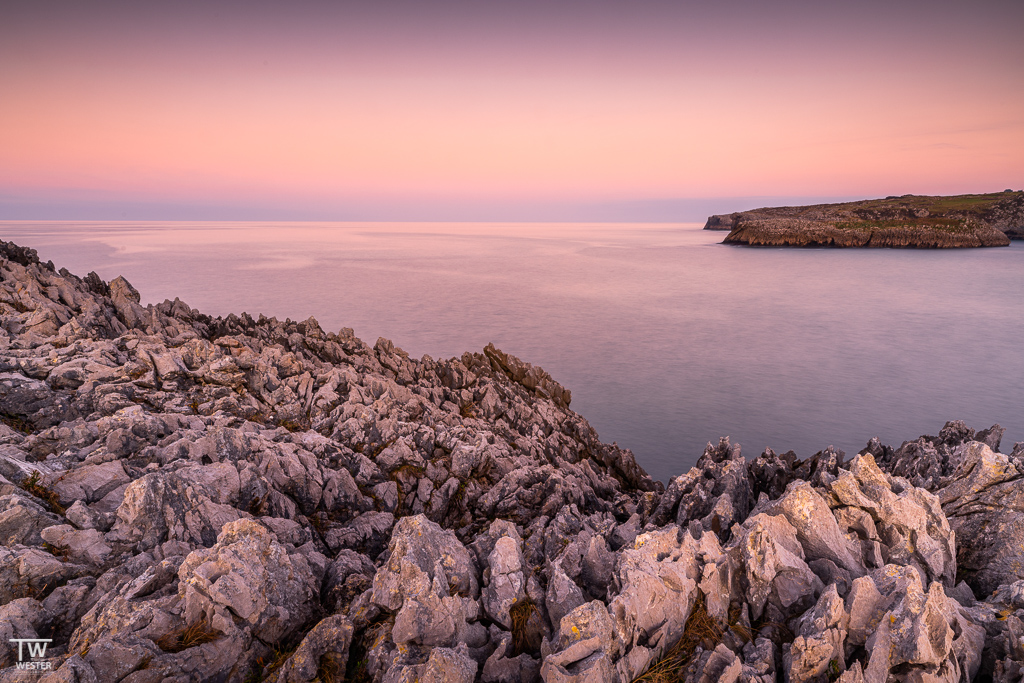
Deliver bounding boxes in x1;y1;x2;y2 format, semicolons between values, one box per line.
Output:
705;191;1023;247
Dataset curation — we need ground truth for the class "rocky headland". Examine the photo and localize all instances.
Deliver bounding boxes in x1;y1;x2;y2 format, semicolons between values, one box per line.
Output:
705;191;1024;247
1;238;1023;683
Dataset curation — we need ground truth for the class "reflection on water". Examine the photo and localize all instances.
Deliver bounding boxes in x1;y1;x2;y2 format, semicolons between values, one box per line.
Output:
4;220;1022;482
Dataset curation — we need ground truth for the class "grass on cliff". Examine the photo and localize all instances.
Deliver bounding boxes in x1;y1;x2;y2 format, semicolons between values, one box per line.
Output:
20;472;65;515
1;412;33;434
832;218;972;233
316;653;345;683
907;191;1020;212
835;191;1019;214
510;598;544;656
155;621;223;652
632;594;723;683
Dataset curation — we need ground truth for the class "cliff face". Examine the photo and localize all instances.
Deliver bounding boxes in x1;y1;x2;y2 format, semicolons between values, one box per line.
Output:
1;239;1023;683
703;213;739;230
704;192;1023;247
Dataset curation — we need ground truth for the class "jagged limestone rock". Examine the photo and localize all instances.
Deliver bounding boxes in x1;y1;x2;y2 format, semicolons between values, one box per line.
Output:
371;515;480;647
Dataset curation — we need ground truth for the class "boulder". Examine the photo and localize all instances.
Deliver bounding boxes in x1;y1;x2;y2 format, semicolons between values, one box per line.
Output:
108;471;244;552
371;515;480;647
540;601;618;683
40;525;112;565
0;598;50;667
650;437;752;541
478;521;528;629
936;441;1024;595
269;615;353;683
178;519;318;644
828;454;955;588
0;494;61;546
729;512;823;621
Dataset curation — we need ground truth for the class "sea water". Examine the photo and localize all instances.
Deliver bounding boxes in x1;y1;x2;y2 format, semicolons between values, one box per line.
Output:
3;220;1021;483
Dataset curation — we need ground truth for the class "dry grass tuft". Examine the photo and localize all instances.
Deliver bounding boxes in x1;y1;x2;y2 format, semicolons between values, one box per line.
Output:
279;408;312;433
317;652;345;683
1;412;33;434
633;593;723;683
727;601;753;642
345;616;394;683
20;472;65;515
43;541;70;562
155;621;223;653
510;598;543;656
265;645;297;676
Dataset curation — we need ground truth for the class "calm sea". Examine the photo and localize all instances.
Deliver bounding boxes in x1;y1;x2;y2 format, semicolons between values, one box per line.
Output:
3;220;1022;482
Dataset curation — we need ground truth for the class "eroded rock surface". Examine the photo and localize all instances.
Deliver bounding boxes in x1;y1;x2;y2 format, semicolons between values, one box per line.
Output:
708;191;1022;247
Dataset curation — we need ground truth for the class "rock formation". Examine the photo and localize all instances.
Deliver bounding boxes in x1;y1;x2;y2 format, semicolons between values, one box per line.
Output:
0;238;1022;682
704;191;1023;247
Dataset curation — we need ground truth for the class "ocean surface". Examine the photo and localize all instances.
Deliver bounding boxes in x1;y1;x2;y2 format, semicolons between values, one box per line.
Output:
3;220;1022;483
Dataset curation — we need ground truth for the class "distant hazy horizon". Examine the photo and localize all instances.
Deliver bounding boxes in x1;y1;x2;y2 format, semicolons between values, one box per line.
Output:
0;194;877;223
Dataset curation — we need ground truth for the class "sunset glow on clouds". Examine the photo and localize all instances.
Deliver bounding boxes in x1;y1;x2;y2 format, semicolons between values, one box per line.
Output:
2;0;1023;220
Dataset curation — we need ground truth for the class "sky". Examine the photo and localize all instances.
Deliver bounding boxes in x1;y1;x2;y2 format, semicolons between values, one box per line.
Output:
2;0;1023;221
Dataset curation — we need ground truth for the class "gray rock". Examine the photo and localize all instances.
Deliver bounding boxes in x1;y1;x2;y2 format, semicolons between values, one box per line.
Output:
993;614;1024;682
38;655;99;683
40;525;111;565
0;545;84;604
178;519;317;643
371;515;480;647
851;565;984;682
480;521;527;629
270;614;353;683
0;443;49;487
482;630;541;682
829;454;955;588
83;635;161;683
324;510;394;555
730;512;824;621
785;584;848;683
546;564;586;631
540;601;618;683
762;480;865;578
419;646;479;683
0;598;49;667
683;643;742;683
0;372;73;429
109;276;147;329
651;437;752;541
50;458;132;507
69;557;182;660
65;500;103;531
0;494;61;546
42;579;95;640
936;441;1024;595
108;471;244;552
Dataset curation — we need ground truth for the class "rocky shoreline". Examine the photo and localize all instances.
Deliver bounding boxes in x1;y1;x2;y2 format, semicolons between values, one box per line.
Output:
1;238;1022;682
705;192;1023;247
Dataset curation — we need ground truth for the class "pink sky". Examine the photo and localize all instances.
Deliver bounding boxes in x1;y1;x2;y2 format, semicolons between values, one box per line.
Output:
2;1;1022;220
